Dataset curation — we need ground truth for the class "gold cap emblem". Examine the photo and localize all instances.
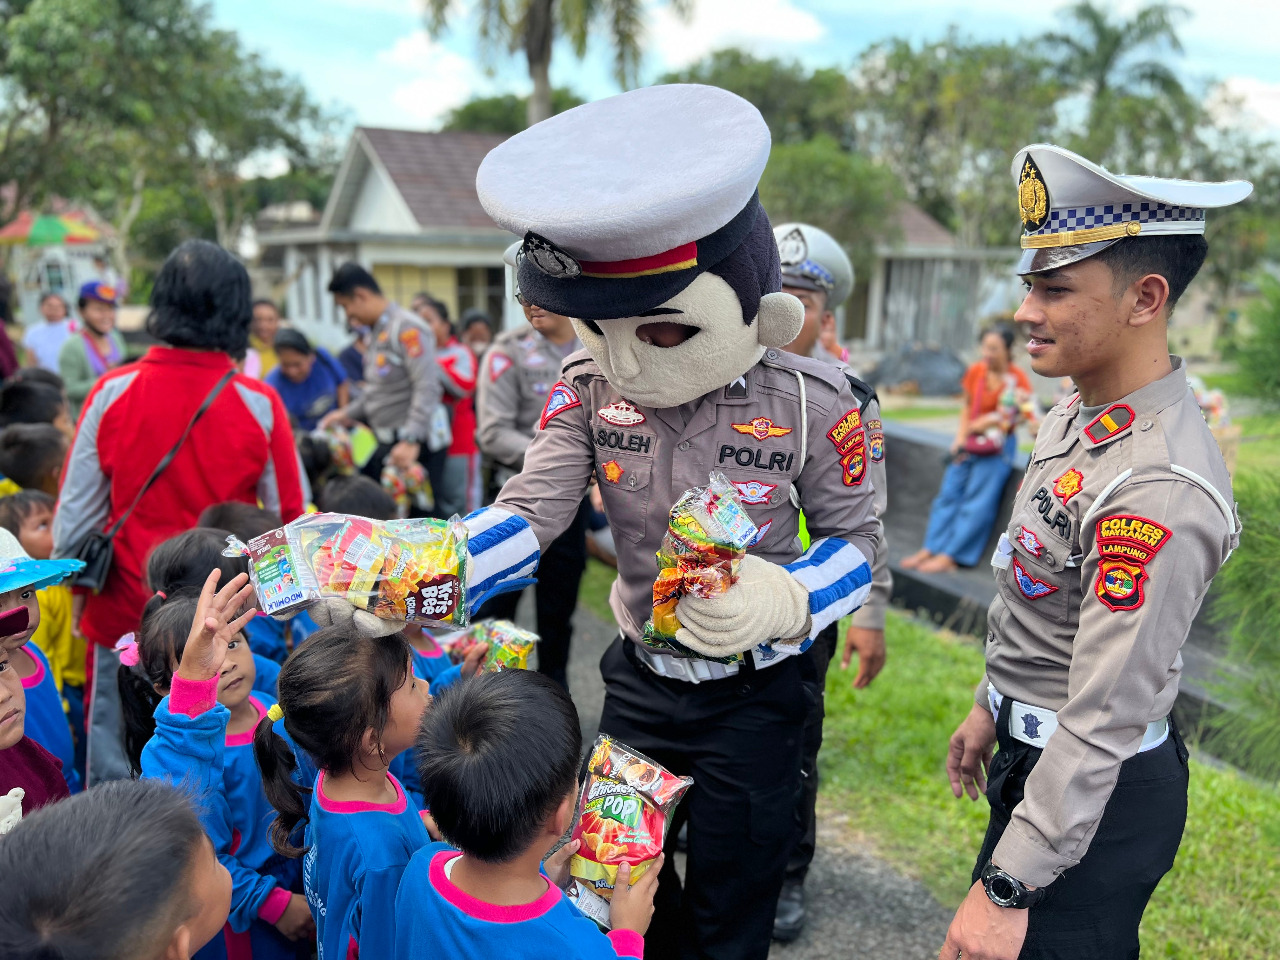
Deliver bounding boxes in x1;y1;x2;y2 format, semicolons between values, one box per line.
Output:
1018;157;1050;232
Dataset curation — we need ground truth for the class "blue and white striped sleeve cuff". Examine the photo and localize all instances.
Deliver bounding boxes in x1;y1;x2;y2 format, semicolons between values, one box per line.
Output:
784;537;874;640
463;507;540;615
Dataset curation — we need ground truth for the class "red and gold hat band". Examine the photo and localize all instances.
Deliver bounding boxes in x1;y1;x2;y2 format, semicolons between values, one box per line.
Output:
579;241;698;279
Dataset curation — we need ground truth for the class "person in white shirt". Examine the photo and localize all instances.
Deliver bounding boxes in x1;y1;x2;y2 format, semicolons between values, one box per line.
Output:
22;294;75;373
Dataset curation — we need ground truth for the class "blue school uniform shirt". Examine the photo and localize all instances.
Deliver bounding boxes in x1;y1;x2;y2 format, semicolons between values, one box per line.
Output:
389;644;462;809
265;348;346;431
304;770;429;960
19;644;80;794
393;843;644;960
141;678;316;960
244;610;320;665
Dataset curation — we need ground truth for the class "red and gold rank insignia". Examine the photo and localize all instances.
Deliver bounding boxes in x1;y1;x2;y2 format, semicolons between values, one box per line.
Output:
732;417;792;441
1052;468;1084;506
399;327;424;358
1083;403;1135;445
601;460;624;484
1093;514;1172;611
827;408;863;456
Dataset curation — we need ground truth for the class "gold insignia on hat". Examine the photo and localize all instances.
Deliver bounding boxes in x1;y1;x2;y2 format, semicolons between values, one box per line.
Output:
1018;157;1050;232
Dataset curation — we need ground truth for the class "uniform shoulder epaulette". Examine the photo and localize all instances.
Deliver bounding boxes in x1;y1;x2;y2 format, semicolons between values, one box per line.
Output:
843;373;878;414
561;350;603;381
493;323;535;348
759;349;845;391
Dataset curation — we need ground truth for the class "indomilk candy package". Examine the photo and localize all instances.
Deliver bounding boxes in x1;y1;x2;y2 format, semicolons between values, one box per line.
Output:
567;735;693;929
225;513;469;628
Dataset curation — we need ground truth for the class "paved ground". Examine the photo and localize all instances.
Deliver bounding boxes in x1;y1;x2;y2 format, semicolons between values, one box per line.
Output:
518;596;954;959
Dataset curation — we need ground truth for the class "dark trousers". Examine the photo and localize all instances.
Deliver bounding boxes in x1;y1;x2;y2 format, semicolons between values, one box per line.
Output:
475;499;589;689
974;698;1190;960
362;442;449;518
785;623;838;883
598;638;816;960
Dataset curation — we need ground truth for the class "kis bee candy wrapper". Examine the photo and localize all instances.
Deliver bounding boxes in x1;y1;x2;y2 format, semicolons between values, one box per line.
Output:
640;472;758;663
439;619;539;672
225;513;469;628
567;735;693;929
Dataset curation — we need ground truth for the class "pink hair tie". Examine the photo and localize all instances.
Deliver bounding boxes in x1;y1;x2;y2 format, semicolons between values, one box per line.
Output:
115;633;140;667
155;590;167;601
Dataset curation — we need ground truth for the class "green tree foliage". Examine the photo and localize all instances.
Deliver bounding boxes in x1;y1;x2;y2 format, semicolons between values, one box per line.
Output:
425;0;691;127
1234;276;1280;406
442;87;584;133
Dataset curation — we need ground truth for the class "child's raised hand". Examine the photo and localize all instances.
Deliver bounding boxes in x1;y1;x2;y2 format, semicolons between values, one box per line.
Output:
459;641;489;679
273;893;315;941
176;570;257;684
543;837;581;890
608;856;663;936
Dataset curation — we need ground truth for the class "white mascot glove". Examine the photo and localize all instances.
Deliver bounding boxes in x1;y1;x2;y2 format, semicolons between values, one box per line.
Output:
309;598;404;639
674;555;811;658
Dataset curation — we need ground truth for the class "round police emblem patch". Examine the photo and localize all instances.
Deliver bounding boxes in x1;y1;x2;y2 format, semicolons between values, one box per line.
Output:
522;232;581;279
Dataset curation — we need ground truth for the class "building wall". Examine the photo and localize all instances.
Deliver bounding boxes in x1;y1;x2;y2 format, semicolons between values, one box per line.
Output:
349;165;416;234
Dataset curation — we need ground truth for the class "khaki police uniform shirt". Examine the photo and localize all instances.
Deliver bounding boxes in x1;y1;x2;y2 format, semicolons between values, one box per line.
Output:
494;347;881;649
346;303;441;444
476;326;581;475
806;343;891;632
978;358;1238;887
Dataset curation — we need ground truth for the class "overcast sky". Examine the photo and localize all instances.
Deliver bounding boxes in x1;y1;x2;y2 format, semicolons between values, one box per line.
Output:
210;0;1280;136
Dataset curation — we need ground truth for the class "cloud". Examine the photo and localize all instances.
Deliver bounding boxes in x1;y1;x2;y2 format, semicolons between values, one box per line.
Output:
374;29;480;128
646;0;826;72
1218;77;1280;132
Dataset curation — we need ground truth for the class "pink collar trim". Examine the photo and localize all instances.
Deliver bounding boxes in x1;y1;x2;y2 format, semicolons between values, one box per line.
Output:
315;770;408;815
415;642;445;659
19;647;45;690
225;697;268;747
428;851;560;923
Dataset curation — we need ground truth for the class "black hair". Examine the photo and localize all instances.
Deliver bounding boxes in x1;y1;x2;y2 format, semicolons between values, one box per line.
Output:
0;381;65;429
38;291;68;311
145;526;250;595
0;489;55;537
0;779;208;960
317;475;395;520
252;298;279;315
1093;234;1209;311
254;628;413;857
298;434;334;490
706;205;781;325
0;423;67;490
273;328;313;357
118;593;205;775
417;670;581;863
195;502;281;544
412;292;452;326
11;367;65;393
980;323;1016;354
460;309;492;332
327;262;381;298
146;239;252;356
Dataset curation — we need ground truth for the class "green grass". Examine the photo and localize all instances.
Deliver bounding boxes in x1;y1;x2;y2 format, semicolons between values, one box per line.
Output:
579;559;619;625
1235;413;1280;478
1200;371;1251;396
880;405;960;422
819;611;1280;959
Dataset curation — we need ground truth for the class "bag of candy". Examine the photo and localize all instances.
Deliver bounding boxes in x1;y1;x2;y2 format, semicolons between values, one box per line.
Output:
640;472;758;662
567;734;693;929
226;513;469;628
440;619;539;671
381;462;435;518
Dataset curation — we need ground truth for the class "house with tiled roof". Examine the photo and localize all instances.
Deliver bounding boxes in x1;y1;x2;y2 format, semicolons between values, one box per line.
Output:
257;127;518;346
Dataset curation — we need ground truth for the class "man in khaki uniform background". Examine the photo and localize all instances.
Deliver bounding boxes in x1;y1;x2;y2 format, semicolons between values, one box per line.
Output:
942;144;1250;960
473;249;588;689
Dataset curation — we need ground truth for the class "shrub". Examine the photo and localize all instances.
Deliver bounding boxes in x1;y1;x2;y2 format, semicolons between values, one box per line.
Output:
1235;274;1280;405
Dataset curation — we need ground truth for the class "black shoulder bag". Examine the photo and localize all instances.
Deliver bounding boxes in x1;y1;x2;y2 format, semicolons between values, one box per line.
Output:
68;369;236;592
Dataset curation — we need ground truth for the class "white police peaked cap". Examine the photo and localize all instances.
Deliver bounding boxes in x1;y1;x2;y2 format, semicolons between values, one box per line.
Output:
503;240;521;299
1013;144;1253;274
773;223;854;306
476;84;772;320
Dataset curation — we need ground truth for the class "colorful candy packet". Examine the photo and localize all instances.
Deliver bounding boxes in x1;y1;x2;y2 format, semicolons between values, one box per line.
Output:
640;472;758;662
567;735;693;929
225;512;469;628
439;619;539;672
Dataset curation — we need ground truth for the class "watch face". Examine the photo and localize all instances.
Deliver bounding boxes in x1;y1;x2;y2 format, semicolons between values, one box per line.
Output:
988;875;1017;905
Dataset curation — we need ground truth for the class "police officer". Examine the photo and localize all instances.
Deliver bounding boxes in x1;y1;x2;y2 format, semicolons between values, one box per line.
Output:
473;243;589;690
941;144;1250;960
461;85;880;960
772;222;891;941
321;263;446;511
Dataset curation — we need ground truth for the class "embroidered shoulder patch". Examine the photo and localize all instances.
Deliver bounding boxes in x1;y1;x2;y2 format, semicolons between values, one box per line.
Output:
1052;468;1083;506
489;353;513;382
827;408;864;456
1012;557;1058;599
840;444;866;486
399;327;424;358
867;419;885;462
538;382;581;430
1016;525;1045;557
1083;403;1135;445
1092;514;1171;611
1095;558;1148;611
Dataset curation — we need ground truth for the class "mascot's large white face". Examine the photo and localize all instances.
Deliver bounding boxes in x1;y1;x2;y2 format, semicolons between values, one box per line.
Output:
571;274;803;408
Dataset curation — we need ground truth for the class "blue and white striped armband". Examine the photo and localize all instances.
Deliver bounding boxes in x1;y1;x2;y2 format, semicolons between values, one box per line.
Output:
783;537;873;641
462;507;541;615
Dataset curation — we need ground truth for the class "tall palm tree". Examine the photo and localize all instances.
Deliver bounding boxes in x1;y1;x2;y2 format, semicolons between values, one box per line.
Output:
426;0;693;128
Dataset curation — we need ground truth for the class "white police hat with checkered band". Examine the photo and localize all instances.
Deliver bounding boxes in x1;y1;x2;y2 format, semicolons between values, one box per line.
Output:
1013;144;1253;274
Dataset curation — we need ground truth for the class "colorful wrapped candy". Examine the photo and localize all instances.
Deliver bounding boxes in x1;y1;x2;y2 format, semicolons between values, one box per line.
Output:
440;619;539;672
226;513;468;628
640;472;758;663
381;462;435;518
567;735;693;929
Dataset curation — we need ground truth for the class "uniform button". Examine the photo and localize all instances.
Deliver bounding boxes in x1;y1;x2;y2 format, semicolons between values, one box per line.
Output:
628;476;637;488
765;350;778;360
1044;552;1054;564
1140;420;1153;431
737;683;753;696
678;441;690;451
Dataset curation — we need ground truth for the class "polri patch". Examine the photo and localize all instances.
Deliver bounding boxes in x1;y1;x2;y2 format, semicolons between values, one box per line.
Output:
598;400;646;426
538;381;581;430
1012;557;1058;599
1017;525;1045;558
840;445;866;486
1029;486;1072;540
399;328;424;358
1053;468;1084;506
1095;515;1172;565
1095;558;1148;611
601;460;624;484
718;445;795;472
489;353;513;382
732;417;792;441
732;480;777;505
1083;403;1135;445
867;419;885;462
827;408;864;457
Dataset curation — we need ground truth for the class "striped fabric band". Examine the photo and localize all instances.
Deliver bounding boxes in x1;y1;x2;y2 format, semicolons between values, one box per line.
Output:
1022;201;1205;248
783;537;874;640
462;507;540;614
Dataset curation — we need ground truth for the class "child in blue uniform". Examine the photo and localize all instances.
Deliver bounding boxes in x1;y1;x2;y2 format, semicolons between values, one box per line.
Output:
390;623;465;808
395;671;661;960
126;579;316;960
253;626;434;960
0;528;83;794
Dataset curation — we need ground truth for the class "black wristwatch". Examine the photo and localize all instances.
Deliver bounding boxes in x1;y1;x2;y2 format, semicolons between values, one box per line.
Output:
981;861;1047;909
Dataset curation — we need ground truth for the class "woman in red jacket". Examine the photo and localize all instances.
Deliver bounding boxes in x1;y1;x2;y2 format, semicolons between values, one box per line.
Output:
52;240;305;785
